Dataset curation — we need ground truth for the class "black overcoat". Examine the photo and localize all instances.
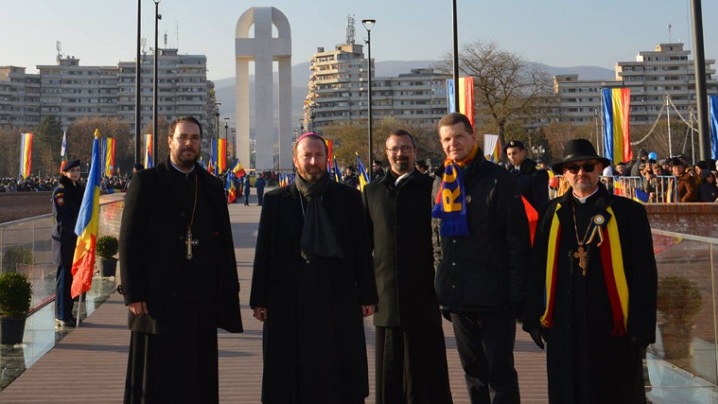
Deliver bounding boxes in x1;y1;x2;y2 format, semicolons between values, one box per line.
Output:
250;180;378;404
119;158;243;334
363;170;441;327
523;186;657;404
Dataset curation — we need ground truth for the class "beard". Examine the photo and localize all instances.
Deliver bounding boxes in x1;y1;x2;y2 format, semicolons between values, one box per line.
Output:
172;147;199;169
393;159;411;173
297;164;325;182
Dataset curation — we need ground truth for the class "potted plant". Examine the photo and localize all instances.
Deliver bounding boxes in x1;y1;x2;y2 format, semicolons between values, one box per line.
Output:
96;235;119;278
0;271;32;345
657;275;703;360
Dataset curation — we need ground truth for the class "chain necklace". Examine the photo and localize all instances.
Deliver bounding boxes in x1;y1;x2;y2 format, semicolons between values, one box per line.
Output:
184;172;199;260
571;202;605;276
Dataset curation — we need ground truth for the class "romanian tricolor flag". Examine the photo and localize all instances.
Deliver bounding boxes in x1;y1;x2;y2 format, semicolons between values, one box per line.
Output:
217;138;227;174
232;159;246;178
447;77;475;129
19;133;33;180
325;139;334;171
144;134;154;169
356;153;370;191
226;174;237;204
60;131;68;173
70;129;102;299
602;88;632;163
209;139;218;176
333;156;341;183
709;95;718;159
104;137;116;177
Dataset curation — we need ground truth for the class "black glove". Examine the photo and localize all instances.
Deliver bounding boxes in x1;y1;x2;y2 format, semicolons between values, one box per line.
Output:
528;328;545;350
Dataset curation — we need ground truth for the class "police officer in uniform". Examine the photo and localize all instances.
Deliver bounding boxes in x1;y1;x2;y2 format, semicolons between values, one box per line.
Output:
52;159;84;327
505;140;549;211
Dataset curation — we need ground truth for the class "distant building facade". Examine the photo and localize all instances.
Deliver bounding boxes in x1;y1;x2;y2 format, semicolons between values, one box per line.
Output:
305;34;449;131
0;49;213;133
553;43;718;125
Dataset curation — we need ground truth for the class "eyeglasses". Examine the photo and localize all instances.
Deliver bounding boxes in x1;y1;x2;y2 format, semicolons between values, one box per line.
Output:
386;145;414;154
174;135;201;144
564;163;596;174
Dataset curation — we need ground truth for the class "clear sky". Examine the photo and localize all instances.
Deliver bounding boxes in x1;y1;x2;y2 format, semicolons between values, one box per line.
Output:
2;0;716;81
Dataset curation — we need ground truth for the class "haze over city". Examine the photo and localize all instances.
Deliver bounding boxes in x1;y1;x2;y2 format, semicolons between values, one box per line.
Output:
2;0;717;82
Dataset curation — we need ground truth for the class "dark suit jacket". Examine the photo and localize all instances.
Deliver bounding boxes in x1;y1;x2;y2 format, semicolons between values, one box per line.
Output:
119;157;242;334
363;170;441;327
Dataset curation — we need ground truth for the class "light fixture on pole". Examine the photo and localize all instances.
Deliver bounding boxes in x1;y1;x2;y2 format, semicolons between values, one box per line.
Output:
152;0;161;165
362;19;376;166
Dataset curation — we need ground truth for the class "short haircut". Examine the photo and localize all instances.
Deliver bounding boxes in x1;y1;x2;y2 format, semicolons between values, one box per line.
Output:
293;132;328;156
170;116;203;138
437;113;474;135
387;129;416;147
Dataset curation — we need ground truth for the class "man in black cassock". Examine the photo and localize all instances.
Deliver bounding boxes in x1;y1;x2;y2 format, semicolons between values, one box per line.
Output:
250;132;378;404
523;139;657;404
363;129;452;404
120;116;243;403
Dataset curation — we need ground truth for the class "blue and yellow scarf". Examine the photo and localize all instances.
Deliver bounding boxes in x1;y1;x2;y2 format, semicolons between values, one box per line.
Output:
432;143;479;237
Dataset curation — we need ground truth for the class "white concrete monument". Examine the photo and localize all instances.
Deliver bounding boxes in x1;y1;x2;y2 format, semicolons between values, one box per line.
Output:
235;7;292;171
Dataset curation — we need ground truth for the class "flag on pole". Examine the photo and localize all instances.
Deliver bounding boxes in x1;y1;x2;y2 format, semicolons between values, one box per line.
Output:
19;133;33;180
60;131;68;173
447;77;475;129
709;95;718;160
356;153;370;191
231;159;246;178
209;139;218;176
70;129;102;299
333;156;341;183
602;88;632;163
226;174;237;204
144;134;154;169
104;138;116;177
217;138;227;174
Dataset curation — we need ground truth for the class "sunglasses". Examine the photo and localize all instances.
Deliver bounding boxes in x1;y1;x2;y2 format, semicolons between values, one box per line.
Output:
564;163;596;174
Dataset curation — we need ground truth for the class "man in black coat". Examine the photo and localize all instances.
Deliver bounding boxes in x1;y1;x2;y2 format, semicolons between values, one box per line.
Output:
433;113;531;403
523;139;657;404
250;132;378;404
363;129;452;404
51;159;84;327
505;140;549;212
120;116;243;403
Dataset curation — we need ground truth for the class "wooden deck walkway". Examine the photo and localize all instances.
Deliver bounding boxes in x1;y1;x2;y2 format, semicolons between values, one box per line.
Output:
0;200;549;403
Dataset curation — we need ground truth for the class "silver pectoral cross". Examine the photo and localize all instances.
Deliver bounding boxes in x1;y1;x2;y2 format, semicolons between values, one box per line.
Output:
185;229;199;260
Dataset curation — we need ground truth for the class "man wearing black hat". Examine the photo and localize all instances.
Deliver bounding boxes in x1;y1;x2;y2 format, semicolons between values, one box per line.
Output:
523;138;657;403
51;159;84;327
505;140;549;211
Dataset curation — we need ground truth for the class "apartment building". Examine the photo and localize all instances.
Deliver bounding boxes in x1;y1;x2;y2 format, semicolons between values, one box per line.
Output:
554;43;718;125
0;49;212;133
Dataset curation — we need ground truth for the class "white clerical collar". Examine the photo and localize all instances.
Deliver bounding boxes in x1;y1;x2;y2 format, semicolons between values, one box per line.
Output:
572;187;599;204
394;170;413;187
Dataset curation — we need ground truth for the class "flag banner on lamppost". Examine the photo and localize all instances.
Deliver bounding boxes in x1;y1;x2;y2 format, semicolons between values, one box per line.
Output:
19;132;33;180
483;134;501;163
446;77;475;129
217;138;227;174
144;134;154;169
104;137;116;177
602;88;632;163
709;95;718;160
60;130;68;173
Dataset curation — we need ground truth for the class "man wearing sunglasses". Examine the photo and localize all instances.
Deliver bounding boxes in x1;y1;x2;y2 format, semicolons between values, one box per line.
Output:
523;138;657;403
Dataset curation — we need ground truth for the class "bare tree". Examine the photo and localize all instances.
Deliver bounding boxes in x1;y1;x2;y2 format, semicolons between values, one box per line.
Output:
437;41;553;144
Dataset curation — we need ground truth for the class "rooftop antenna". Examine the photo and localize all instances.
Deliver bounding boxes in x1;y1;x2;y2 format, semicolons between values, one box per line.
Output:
141;38;147;56
668;23;672;43
164;30;168;48
346;15;355;45
176;21;179;50
56;41;64;58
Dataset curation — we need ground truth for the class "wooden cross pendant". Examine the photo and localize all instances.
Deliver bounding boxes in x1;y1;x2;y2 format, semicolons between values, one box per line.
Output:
573;244;587;276
185;229;199;260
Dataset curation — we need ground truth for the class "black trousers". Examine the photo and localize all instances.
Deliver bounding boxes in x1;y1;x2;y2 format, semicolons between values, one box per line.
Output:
375;325;452;404
55;264;74;321
450;312;520;404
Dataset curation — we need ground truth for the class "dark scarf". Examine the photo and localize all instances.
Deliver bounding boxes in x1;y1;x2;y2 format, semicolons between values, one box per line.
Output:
295;174;344;260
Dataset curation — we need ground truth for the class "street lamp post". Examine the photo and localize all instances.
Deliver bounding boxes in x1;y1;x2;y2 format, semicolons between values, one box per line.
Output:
224;117;230;166
134;0;141;164
152;0;161;165
362;19;376;166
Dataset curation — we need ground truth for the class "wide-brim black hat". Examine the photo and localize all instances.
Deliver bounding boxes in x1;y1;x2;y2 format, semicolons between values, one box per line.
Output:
553;139;610;173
